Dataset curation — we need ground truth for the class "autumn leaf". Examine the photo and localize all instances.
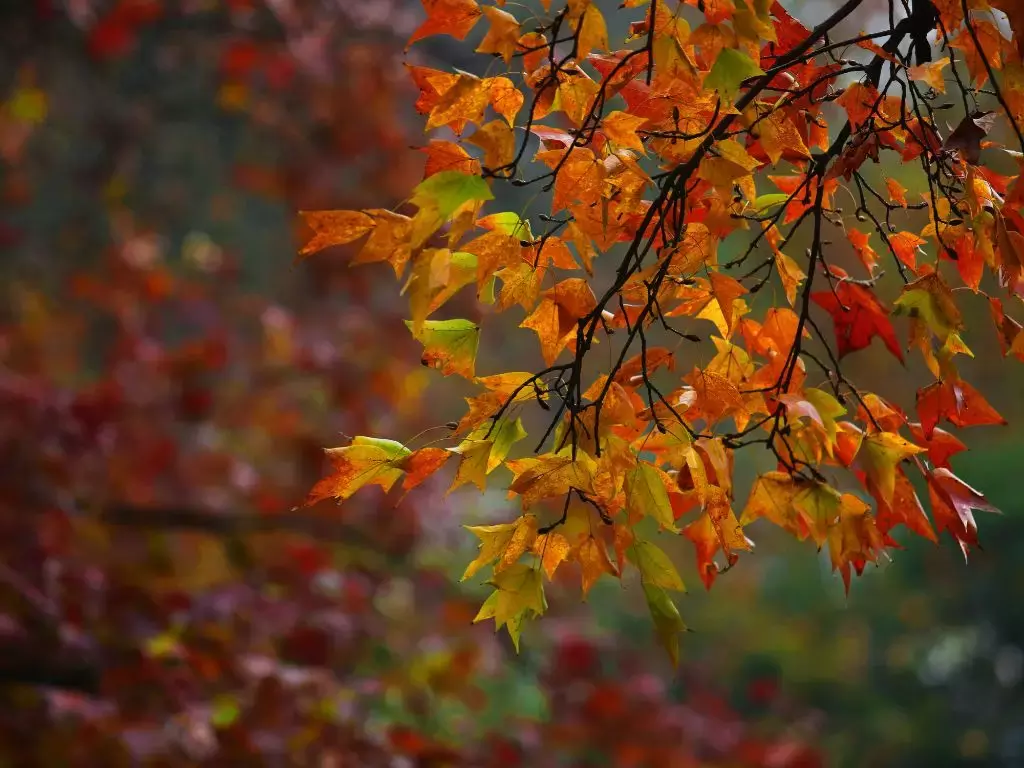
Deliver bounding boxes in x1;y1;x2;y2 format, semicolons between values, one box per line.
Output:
916;378;1006;438
602;110;648;151
873;466;937;543
297;210;375;259
625;461;679;531
304;437;411;506
629;539;686;592
643;583;688;667
576;535;618;598
410;170;493;222
475;6;520;63
907;59;949;92
942;110;998;165
812;280;904;362
856;432;925;505
408;0;482;48
892;271;962;343
293;0;1021;659
462;514;537;580
400;447;452;492
473;563;546;651
826;493;885;593
405;319;480;378
533;531;572;579
926;468;1000;557
704;48;764;100
506;450;597;508
684;486;751;590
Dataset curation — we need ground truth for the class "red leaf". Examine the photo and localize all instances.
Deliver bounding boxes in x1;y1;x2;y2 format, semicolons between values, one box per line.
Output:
916;379;1006;438
812;281;904;362
926;468;1000;557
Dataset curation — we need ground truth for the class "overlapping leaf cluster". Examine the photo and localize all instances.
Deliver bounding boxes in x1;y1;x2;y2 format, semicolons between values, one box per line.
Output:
299;0;1024;660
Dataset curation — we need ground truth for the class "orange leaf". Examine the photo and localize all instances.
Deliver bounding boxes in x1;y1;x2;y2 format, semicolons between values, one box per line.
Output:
408;0;482;48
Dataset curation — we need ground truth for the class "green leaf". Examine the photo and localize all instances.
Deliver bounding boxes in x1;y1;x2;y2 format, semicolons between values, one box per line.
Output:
752;192;790;212
351;436;413;458
625;461;679;532
411;170;494;221
483;212;534;240
629;539;686;591
643;583;687;667
210;695;241;729
704;48;764;100
405;318;480;378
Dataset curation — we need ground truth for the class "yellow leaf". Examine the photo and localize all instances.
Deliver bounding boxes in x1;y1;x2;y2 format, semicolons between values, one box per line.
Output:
857;432;925;504
304;437;411;506
507;450;598;507
475;5;520;63
463;516;536;580
472;563;546;650
576;4;609;59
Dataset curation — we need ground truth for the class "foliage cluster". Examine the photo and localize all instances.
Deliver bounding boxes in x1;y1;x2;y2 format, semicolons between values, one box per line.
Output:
300;0;1024;660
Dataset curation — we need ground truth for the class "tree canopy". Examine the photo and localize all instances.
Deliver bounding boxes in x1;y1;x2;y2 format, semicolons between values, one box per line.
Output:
299;0;1024;661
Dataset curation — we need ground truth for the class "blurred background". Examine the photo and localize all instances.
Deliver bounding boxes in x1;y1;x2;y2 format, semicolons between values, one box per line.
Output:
1;0;1023;765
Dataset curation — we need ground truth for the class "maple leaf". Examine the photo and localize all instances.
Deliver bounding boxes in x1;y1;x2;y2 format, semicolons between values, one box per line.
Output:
304;437;411;506
574;4;609;60
812;279;904;362
740;471;805;537
463;520;515;581
411;170;493;223
826;493;886;593
408;0;482;48
506;450;597;508
468;120;516;173
704;48;764;100
473;563;546;651
532;532;572;580
297;210;375;259
629;539;686;592
400;447;452;493
942;110;998;164
575;535;618;598
475;6;520;63
449;439;492;492
926;468;1000;557
684;486;752;589
907;422;967;469
856;432;925;505
684;368;746;427
643;583;688;666
916;378;1006;438
847;227;880;273
889;231;927;272
892;271;962;343
907;59;949;92
420;139;480;178
404;249;478;334
625;461;680;532
405;319;480;378
872;466;937;543
602;110;648;151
